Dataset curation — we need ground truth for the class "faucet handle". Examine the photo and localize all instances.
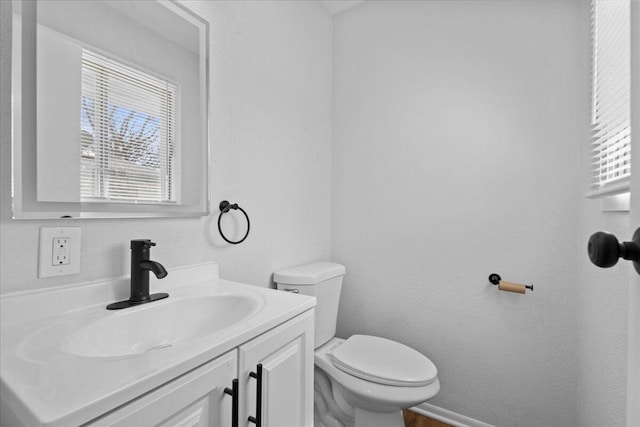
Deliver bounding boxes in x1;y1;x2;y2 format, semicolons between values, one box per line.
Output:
131;239;157;250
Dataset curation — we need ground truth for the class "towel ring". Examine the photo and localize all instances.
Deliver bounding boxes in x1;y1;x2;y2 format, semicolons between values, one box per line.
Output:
218;200;250;245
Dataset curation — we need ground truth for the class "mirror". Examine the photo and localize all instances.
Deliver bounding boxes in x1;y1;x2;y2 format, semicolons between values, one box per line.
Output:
11;0;209;218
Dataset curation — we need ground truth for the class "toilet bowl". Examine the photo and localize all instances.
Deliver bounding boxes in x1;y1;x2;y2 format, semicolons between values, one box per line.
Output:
274;262;440;427
316;337;439;412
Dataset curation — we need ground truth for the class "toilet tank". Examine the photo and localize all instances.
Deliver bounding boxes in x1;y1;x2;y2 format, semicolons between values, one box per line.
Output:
274;262;345;348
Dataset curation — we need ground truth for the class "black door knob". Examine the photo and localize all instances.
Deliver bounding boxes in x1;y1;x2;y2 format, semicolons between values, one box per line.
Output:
588;228;640;274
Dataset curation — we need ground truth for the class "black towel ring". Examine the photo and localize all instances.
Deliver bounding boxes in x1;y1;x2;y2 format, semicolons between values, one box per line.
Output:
218;200;250;245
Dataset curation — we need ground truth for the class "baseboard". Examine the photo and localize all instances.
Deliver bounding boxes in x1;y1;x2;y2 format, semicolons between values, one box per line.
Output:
410;402;495;427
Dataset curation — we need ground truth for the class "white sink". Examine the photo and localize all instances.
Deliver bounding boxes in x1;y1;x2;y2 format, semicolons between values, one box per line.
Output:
1;262;315;427
63;295;259;358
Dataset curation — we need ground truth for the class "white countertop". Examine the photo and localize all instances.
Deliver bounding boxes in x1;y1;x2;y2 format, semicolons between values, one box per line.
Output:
0;262;316;427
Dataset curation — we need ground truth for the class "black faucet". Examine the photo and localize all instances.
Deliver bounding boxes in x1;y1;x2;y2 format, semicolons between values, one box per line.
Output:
106;239;169;310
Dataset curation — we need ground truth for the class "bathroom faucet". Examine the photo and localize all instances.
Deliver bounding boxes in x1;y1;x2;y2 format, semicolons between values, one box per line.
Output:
106;239;169;310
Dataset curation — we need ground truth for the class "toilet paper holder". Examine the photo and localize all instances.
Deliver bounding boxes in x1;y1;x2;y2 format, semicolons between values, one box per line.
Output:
488;273;533;293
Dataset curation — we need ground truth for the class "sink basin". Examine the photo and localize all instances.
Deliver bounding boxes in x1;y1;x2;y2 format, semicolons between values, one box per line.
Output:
63;295;259;358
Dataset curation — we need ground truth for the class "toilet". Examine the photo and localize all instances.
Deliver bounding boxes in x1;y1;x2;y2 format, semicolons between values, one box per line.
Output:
274;262;440;427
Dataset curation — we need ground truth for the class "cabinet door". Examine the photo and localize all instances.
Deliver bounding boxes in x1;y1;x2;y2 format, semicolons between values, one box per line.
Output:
88;349;237;427
239;309;314;427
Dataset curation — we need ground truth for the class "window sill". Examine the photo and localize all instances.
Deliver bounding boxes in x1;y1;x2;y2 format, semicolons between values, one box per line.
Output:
600;192;630;212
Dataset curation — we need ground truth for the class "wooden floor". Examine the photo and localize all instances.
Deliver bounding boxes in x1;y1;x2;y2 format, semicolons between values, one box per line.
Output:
403;410;453;427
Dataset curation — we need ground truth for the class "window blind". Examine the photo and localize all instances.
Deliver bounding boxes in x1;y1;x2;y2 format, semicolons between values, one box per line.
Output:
589;0;631;198
80;49;177;204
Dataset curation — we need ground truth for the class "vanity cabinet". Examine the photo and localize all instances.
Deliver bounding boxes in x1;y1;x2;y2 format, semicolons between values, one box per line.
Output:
87;309;314;427
89;350;237;427
239;309;314;427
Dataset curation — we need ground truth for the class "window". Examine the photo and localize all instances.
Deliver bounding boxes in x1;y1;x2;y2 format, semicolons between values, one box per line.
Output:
588;0;631;199
80;49;178;204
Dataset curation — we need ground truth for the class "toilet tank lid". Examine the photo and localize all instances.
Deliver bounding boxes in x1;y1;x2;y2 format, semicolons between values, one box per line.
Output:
274;262;345;285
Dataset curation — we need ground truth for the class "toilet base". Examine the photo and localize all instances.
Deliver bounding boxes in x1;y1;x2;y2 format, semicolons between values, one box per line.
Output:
315;368;353;427
354;407;404;427
314;368;405;427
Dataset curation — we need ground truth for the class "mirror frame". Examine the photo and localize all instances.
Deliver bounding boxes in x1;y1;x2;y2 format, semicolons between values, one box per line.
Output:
11;0;210;219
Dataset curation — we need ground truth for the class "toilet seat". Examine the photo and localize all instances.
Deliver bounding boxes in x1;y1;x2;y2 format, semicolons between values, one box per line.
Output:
315;337;440;414
330;335;437;387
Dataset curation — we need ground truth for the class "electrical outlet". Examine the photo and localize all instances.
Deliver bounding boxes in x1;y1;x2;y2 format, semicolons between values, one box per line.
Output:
52;238;70;265
39;227;81;278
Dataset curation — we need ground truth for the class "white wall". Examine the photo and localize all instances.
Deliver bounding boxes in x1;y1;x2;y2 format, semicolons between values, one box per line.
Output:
332;1;586;425
0;0;333;293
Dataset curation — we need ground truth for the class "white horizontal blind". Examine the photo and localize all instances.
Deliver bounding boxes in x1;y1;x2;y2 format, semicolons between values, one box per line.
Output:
80;49;177;203
589;0;631;198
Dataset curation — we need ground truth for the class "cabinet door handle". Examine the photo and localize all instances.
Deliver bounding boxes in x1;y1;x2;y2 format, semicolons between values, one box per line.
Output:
224;378;239;427
248;364;263;426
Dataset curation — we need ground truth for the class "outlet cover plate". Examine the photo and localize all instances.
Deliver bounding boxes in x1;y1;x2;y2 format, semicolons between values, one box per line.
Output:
39;227;81;278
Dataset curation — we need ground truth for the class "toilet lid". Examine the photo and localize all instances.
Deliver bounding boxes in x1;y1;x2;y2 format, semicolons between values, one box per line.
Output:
330;335;437;387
